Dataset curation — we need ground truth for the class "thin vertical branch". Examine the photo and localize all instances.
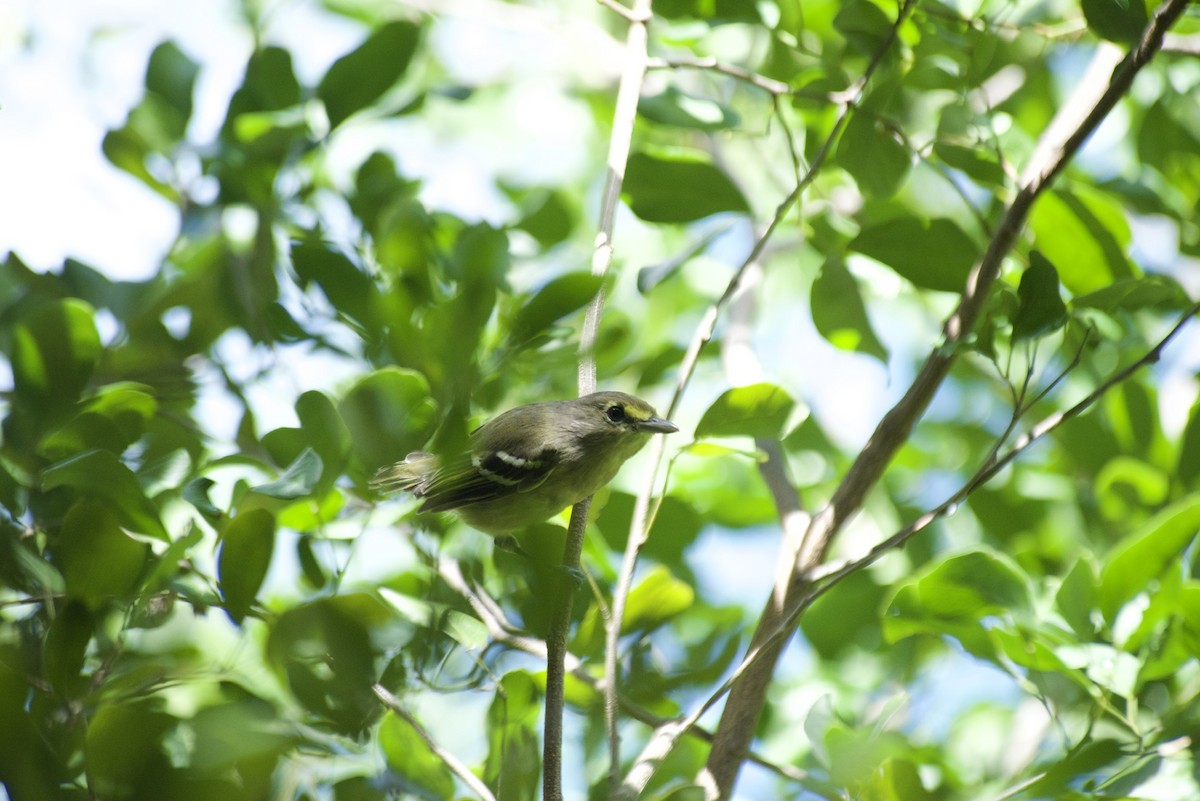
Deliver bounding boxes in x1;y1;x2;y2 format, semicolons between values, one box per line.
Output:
543;2;653;800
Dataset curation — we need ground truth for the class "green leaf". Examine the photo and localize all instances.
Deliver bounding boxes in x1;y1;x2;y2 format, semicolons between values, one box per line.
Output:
296;390;353;490
837;112;911;198
10;298;102;411
514;191;575;248
43;601;92;697
378;711;455;797
144;40;199;127
811;256;888;361
1178;397;1200;488
639;86;740;131
268;594;392;735
1081;0;1148;44
42;450;169;540
1073;275;1191;312
622;565;695;634
695;383;795;440
218;509;276;623
252;447;323;500
318;20;421;129
509;272;603;346
182;479;223;522
1056;555;1100;638
1011;251;1068;340
851;217;979;292
1029;187;1136;294
223;46;301;128
339;368;436;474
884;549;1032;654
623;149;750;223
834;0;894;54
59;501;149;609
933;142;1006;186
85;701;175;798
1098;495;1200;621
484;672;540;801
290;241;378;328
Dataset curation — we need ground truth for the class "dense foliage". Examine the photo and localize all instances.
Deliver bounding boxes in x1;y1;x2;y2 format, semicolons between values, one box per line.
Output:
2;0;1199;799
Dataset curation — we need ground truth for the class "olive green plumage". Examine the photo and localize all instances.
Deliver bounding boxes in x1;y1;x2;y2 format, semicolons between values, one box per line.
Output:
371;391;677;535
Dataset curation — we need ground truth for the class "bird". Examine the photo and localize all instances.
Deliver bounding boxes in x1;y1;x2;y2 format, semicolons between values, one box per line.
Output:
370;391;678;537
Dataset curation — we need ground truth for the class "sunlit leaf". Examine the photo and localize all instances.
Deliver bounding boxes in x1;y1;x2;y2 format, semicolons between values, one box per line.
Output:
695;383;795;440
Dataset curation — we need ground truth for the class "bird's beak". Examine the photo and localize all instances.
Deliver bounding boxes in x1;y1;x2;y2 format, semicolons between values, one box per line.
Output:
639;416;679;434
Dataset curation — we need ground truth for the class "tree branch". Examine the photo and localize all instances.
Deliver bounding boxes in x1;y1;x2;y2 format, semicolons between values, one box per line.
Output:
699;0;1194;795
545;2;653;799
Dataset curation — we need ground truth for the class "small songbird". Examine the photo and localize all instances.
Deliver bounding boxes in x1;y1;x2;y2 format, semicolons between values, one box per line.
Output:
371;391;678;536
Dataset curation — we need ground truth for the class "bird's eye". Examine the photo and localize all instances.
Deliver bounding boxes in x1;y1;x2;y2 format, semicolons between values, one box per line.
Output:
606;404;626;423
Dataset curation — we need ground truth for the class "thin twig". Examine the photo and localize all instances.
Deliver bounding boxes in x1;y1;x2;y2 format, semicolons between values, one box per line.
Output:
646;56;791;95
372;683;498;801
545;2;654;799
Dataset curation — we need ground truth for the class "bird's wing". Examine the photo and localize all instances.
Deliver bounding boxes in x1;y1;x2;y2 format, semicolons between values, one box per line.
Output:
414;445;559;513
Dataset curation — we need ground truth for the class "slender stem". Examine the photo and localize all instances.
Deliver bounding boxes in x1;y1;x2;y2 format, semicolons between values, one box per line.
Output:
545;3;653;800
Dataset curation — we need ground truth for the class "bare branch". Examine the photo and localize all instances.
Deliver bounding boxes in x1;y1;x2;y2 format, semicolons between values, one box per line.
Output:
547;3;654;797
646;56;791;96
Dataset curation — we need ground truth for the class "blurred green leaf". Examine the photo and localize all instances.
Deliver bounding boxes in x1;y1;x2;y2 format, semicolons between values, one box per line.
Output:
622;565;695;634
42;450;169;540
252;447;323;500
43;600;92;697
1081;0;1148;44
933;142;1006;186
1098;495;1200;621
811;255;888;361
318;20;421;129
339;368;436;474
267;594;393;735
1011;251;1068;340
484;671;540;801
696;383;795;440
1056;555;1100;638
145;40;199;126
510;272;603;346
10;298;102;412
639;86;740;131
58;500;149;609
837;111;911;198
291;241;379;329
1029;187;1136;294
851;217;979;292
184;477;222;520
1073;275;1191;312
514;190;575;248
85;700;175;798
884;549;1032;656
1179;397;1200;488
219;508;276;623
378;710;455;797
624;149;749;223
834;0;894;54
